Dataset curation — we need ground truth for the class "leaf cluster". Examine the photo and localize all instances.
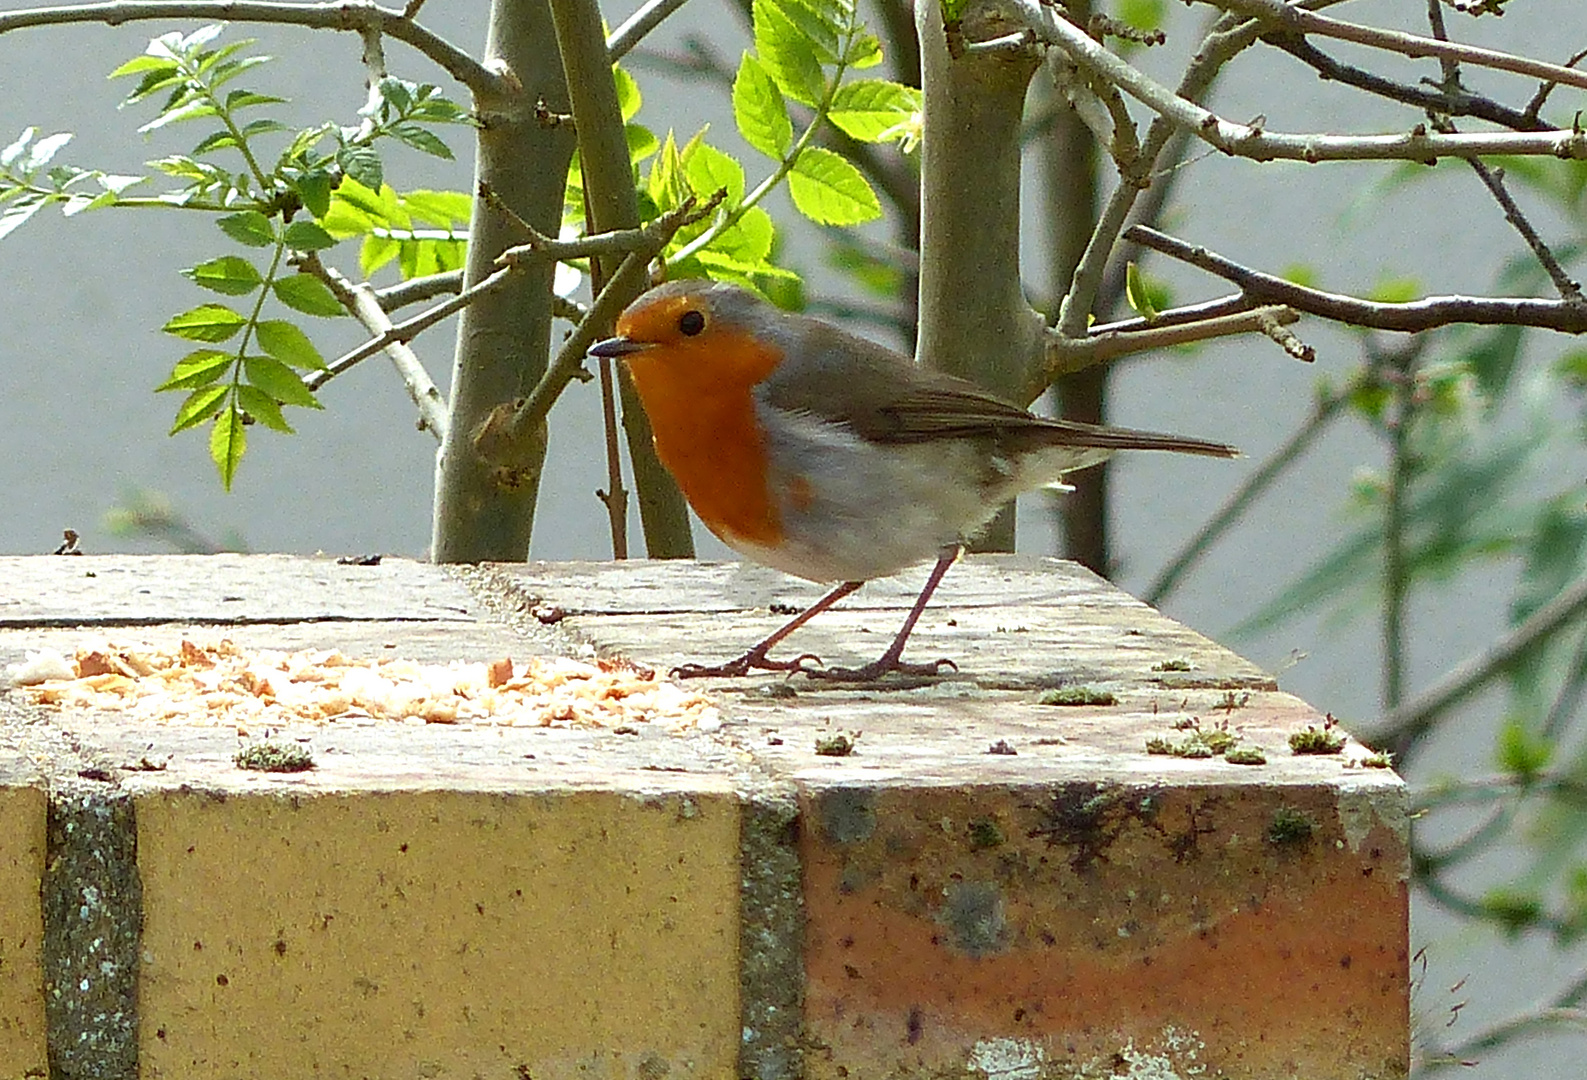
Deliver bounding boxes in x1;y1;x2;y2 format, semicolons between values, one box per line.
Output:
4;26;474;488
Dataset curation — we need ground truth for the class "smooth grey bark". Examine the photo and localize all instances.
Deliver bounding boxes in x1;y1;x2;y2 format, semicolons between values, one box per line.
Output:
914;0;1046;551
550;0;695;559
431;0;577;562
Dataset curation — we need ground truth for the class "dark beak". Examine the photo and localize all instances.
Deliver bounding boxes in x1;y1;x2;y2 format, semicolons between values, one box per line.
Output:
588;336;649;358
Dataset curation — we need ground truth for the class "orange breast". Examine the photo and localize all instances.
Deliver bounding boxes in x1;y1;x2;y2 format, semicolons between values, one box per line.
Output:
622;329;785;548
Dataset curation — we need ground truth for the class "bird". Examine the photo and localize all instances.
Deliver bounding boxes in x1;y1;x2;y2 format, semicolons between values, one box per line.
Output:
588;279;1237;680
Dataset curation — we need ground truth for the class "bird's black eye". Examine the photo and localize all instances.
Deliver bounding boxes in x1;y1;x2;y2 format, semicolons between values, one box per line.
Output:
678;309;706;336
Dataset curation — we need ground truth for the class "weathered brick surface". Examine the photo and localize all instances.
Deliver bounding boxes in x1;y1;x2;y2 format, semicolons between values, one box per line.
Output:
0;555;1410;1079
0;769;46;1078
796;780;1404;1079
134;788;741;1079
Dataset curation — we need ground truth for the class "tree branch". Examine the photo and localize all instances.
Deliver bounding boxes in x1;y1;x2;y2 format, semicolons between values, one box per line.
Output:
1127;225;1587;333
1212;0;1587;95
1264;33;1552;133
301;257;448;440
306;260;509;390
1372;569;1587;756
1048;302;1303;374
375;269;463;310
1055;7;1262;337
1024;0;1587;166
605;0;693;63
0;0;507;97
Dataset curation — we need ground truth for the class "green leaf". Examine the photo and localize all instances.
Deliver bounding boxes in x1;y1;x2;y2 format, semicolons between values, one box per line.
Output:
733;53;793;160
646;131;690;212
108;54;180;79
712;205;775;265
401;189;471;227
1118;0;1167;31
139;99;219;134
773;0;842;63
1481;887;1544;937
614;65;643;122
753;0;825;108
787;147;881;225
170;385;229;434
239;118;289;139
225;89;287;111
377;76;414;115
21;131;72;171
1497;717;1553;781
359;234;400;276
244;354;322;408
684;138;746;204
388;122;454;160
1125;262;1158;320
627;123;659;164
183;255;263;296
1;128;35;169
191;130;241;155
273;274;345;317
156;348;233;391
0;196;46;243
283;220;337;251
237;384;295;433
216;210;275;247
828;80;921;143
295;168;335;219
336;144;383;194
209;404;247;490
254;319;327;370
844;31;883;69
163;303;247;342
208;55;271;90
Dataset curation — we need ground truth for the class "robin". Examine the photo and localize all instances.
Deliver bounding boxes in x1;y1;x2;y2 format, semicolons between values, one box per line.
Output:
589;279;1237;680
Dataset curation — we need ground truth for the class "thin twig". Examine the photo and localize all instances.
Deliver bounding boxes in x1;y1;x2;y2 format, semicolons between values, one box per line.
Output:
1048;303;1302;373
1214;0;1587;93
1127;225;1587;333
303;257;448;440
1524;46;1587;120
1456;146;1584;301
0;0;506;97
1056;7;1261;337
308;261;511;389
1374;569;1587;756
1264;34;1551;132
503;249;652;446
1023;0;1587;166
502;195;720;446
375;269;463;310
1382;341;1417;712
606;0;695;63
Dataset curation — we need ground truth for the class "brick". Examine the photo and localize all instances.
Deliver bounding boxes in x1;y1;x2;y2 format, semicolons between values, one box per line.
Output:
0;769;47;1078
795;779;1406;1080
135;789;741;1079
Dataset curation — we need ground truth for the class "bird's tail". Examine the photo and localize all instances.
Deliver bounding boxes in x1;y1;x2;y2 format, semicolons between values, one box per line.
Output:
1031;419;1239;458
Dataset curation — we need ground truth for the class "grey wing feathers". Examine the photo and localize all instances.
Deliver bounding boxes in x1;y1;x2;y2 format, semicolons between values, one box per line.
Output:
758;318;1237;459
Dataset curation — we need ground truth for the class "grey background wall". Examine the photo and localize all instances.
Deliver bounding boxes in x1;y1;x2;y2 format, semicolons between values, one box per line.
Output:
4;0;1584;1072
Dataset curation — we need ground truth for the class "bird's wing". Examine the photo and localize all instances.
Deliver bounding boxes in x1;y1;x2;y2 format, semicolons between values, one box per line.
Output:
759;320;1238;458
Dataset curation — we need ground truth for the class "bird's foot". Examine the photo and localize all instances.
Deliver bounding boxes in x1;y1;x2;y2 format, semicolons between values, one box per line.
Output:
804;655;958;682
672;649;823;679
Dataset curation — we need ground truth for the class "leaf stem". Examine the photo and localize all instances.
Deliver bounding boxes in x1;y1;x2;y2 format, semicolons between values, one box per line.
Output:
668;30;851;265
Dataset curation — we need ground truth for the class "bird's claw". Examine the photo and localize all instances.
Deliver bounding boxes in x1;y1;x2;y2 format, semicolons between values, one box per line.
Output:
805;656;958;682
672;651;824;679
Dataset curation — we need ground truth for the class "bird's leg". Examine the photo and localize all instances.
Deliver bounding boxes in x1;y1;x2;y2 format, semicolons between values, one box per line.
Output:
809;548;960;681
672;580;864;678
